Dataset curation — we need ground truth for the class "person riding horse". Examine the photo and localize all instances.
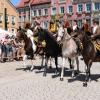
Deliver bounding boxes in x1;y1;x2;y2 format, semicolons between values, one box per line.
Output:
49;20;58;38
91;19;100;41
81;19;92;36
25;22;36;53
72;20;79;31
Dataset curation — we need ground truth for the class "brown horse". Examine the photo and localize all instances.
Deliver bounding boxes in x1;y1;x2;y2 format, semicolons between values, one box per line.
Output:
16;29;36;71
75;29;100;87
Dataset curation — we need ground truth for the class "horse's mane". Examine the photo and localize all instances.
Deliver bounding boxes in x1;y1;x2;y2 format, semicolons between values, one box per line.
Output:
40;28;57;42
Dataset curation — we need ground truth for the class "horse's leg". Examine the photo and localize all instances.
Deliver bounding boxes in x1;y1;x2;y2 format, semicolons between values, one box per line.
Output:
23;55;27;68
75;57;79;75
30;59;34;71
49;57;52;69
71;58;75;78
43;56;48;77
60;57;65;81
68;58;72;69
83;60;92;87
55;56;59;74
39;54;45;70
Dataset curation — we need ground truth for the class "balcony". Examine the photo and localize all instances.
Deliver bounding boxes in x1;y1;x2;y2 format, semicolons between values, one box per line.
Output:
84;10;91;14
67;12;73;16
59;0;66;3
76;11;82;15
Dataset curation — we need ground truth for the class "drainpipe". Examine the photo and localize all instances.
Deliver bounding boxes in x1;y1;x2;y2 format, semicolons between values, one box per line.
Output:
91;0;93;27
29;3;31;22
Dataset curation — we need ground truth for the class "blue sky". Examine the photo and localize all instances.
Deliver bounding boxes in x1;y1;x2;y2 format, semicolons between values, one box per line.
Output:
11;0;20;5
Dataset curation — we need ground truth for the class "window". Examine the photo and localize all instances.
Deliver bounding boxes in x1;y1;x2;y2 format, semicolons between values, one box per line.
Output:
52;7;56;15
32;10;37;16
78;20;82;28
12;16;15;25
68;5;73;13
21;16;24;22
86;3;91;12
12;28;15;33
94;3;100;11
0;15;2;22
6;15;9;23
43;21;48;29
44;9;48;15
78;4;83;12
38;9;41;16
60;6;64;14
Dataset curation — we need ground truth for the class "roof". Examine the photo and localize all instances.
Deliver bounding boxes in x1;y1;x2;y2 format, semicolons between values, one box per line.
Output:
31;0;51;5
16;0;28;8
16;0;51;8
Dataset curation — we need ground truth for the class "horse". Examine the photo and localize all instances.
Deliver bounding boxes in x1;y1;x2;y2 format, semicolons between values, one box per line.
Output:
34;27;62;76
16;29;36;71
57;27;79;81
74;29;100;87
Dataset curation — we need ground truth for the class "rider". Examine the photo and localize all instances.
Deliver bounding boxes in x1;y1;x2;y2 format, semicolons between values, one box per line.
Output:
91;19;100;40
63;20;72;35
72;20;79;31
49;20;57;38
81;19;91;36
25;22;36;52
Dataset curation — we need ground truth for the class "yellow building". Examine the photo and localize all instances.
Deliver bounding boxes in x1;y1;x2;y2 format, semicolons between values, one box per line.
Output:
0;0;18;34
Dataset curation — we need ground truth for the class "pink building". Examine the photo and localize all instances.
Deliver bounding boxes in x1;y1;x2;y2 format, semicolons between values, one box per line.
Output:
30;0;51;29
16;0;100;28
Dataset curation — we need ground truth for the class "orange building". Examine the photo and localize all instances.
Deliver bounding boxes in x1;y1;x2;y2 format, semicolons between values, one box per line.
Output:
0;0;18;34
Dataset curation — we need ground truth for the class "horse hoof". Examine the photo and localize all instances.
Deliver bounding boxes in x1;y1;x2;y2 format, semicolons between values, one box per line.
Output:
55;70;59;74
49;66;52;69
83;82;87;87
30;66;34;71
60;78;63;81
43;73;46;77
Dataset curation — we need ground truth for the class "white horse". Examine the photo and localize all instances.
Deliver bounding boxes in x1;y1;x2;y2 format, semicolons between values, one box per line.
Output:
57;27;79;81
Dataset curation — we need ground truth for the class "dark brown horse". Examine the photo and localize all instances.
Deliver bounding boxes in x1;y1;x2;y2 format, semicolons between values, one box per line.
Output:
34;27;62;76
75;30;100;86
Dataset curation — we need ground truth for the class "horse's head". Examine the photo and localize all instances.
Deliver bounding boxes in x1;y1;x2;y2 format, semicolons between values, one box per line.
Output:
57;26;65;43
34;27;46;42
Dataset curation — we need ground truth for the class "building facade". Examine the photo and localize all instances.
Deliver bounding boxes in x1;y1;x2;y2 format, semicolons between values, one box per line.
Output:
17;0;100;29
17;0;51;29
0;0;18;34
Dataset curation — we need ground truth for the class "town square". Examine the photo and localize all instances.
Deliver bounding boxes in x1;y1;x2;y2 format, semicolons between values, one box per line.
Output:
0;0;100;100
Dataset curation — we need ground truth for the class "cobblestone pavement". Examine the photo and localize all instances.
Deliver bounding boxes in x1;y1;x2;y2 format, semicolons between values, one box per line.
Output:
0;56;100;100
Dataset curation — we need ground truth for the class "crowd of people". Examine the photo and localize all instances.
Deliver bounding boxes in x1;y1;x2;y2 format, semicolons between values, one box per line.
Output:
0;35;25;63
0;18;100;63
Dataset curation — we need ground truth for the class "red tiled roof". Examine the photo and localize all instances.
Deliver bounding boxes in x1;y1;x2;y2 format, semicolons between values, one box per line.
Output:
31;0;51;5
16;0;28;8
16;0;51;8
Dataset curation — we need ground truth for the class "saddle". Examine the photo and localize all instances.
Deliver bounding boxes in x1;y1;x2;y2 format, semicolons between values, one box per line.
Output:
94;40;100;56
74;38;83;54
